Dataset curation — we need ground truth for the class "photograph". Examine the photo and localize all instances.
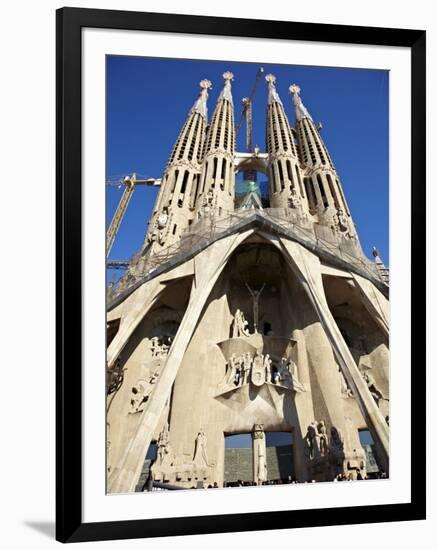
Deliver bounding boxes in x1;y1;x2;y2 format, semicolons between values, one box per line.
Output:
105;55;390;494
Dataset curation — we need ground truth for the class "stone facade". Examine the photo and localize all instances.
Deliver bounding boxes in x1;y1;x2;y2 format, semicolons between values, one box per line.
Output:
106;72;389;494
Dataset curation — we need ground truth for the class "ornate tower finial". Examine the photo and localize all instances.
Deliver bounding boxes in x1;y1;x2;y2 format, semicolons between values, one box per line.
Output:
200;79;212;89
219;71;234;104
289;83;313;121
265;74;282;104
192;79;212;118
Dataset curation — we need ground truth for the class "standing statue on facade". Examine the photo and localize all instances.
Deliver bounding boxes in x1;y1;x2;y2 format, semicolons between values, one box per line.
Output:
155;422;174;468
232;309;250;338
305;422;321;459
224;353;237;385
318;421;329;456
264;354;272;382
198;190;215;219
279;356;293;383
251;350;265;386
242;352;252;385
287;187;302;210
193;429;210;468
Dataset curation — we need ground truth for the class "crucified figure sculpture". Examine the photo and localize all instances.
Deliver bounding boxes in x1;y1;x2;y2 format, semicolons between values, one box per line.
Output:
245;282;266;334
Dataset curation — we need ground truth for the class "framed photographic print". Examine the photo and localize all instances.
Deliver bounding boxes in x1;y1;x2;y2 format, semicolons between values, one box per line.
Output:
56;7;426;543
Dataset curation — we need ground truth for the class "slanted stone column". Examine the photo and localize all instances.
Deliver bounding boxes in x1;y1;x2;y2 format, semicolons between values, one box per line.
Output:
279;238;389;473
351;273;389;338
106;260;195;369
108;229;254;493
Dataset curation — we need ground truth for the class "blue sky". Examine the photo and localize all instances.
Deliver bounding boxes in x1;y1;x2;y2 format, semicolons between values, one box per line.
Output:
106;56;388;282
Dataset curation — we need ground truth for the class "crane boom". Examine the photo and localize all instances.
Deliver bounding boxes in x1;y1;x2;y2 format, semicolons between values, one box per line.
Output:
106;173;161;257
235;67;263;153
106;178;135;256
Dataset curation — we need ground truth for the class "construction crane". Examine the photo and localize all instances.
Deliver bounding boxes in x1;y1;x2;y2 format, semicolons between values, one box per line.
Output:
106;260;130;270
235;67;264;153
106;172;161;257
235;67;264;184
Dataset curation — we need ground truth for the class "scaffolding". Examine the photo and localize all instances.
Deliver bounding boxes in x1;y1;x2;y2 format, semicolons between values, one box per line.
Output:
107;207;387;308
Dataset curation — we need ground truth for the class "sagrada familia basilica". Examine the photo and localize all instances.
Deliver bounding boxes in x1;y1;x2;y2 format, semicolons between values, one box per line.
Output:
106;70;389;493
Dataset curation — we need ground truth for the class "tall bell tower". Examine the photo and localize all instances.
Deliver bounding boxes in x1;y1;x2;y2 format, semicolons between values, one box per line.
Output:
194;71;236;217
146;78;211;252
265;74;309;213
290;83;358;243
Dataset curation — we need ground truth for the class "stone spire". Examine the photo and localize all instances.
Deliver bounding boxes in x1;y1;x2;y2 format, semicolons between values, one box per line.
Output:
265;74;308;212
218;70;234;104
289;83;357;241
194;72;236;216
289;83;313;121
191;78;212;119
145;79;211;252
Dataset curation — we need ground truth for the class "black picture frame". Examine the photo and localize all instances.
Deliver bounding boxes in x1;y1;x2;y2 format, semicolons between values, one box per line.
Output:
56;7;426;543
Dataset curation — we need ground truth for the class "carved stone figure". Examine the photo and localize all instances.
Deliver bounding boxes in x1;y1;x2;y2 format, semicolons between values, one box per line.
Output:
245;282;266;333
148;224;159;243
318;421;329;456
271;365;280;385
232;353;244;386
305;422;321;459
288;187;302;209
198;190;215;219
251;350;265;386
232;309;250;338
129;379;150;414
279;357;292;383
155;422;174;468
223;353;236;385
106;357;125;395
334;209;357;240
193;429;210;468
253;423;264;437
264;354;272;382
157;211;168;229
242;352;252;385
150;336;171;358
336;209;349;232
